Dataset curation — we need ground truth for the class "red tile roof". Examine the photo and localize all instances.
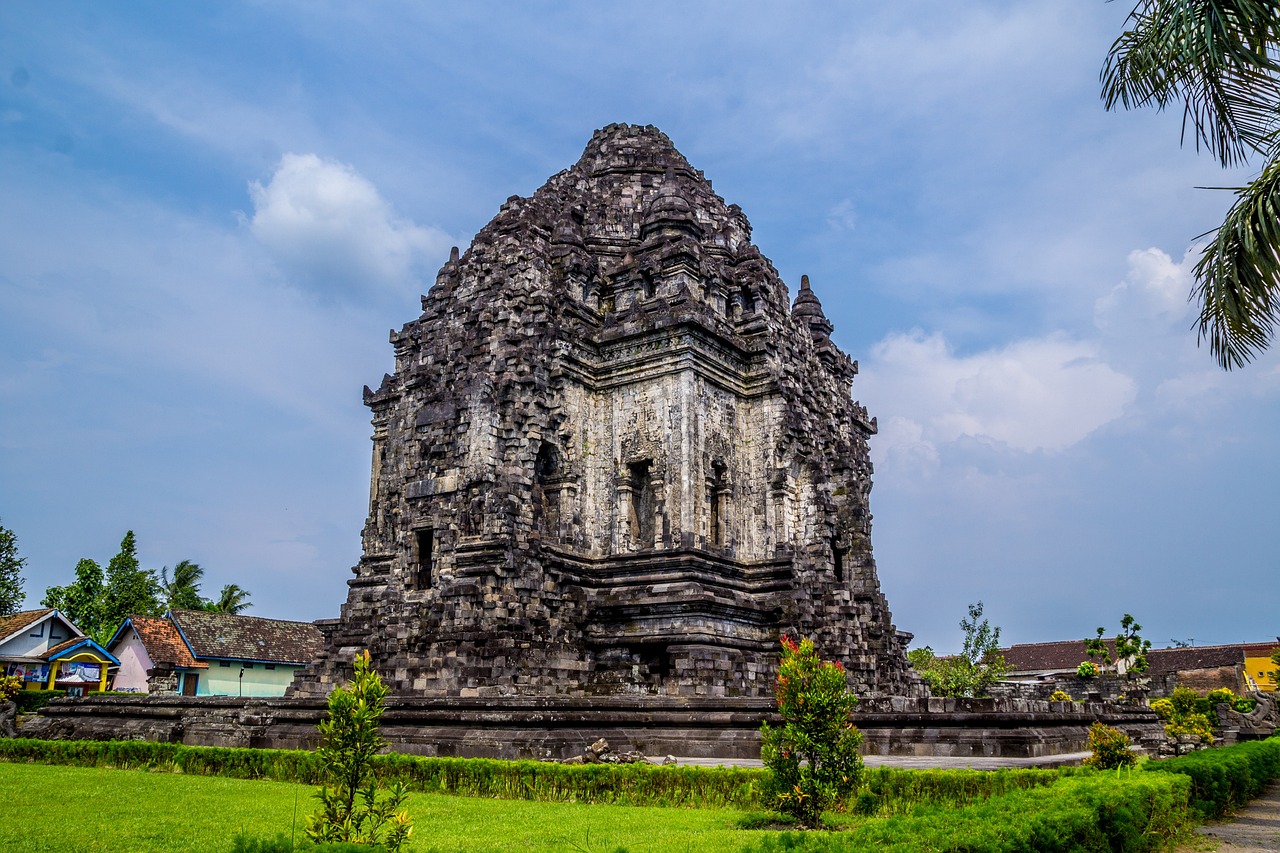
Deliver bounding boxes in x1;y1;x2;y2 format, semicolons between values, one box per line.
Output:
1002;639;1256;675
124;615;206;669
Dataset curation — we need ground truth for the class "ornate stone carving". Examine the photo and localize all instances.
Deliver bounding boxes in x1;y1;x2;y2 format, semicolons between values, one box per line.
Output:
291;124;919;701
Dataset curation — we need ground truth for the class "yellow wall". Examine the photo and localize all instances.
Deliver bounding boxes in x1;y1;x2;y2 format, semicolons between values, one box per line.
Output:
1244;648;1278;691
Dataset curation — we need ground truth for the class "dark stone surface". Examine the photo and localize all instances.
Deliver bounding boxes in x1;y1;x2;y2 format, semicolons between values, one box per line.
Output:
24;692;1163;761
290;123;919;702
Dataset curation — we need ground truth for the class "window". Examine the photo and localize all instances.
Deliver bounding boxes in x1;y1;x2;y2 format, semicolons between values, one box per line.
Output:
243;662;255;669
831;537;847;584
265;664;276;670
29;623;43;638
709;461;728;547
219;661;231;668
411;527;434;588
629;460;654;547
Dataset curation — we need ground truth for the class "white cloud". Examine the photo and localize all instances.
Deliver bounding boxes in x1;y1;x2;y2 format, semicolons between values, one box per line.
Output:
247;153;453;296
1094;246;1195;334
862;330;1137;463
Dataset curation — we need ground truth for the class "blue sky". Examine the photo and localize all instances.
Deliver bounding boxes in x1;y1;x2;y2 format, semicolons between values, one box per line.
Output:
2;2;1277;654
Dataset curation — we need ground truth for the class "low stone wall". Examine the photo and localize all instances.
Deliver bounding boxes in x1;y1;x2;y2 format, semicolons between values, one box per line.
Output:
18;693;1164;761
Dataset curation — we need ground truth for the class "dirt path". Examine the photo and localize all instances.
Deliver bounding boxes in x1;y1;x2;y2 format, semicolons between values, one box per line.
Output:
1186;780;1280;852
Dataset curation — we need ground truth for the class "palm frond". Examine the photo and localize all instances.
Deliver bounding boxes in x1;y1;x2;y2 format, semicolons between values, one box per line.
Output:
1103;0;1280;168
1194;152;1280;367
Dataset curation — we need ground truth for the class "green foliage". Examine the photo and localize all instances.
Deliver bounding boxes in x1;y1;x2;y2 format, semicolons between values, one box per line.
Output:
12;689;64;713
1164;687;1216;744
1077;660;1099;679
1085;615;1151;681
907;602;1009;698
1150;697;1173;720
307;650;412;851
161;560;207;611
1271;648;1280;690
207;582;253;614
0;675;21;702
760;636;862;828
0;519;27;616
1235;696;1258;714
1102;1;1280;368
101;530;162;639
742;773;1193;853
1083;723;1138;770
1049;690;1073;702
42;559;106;638
1146;735;1280;818
1206;688;1236;707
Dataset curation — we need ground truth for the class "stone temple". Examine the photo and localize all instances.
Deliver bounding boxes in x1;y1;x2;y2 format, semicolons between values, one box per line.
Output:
292;123;916;702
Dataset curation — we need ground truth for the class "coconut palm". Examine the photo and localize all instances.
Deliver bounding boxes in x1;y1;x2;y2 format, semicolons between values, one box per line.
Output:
1103;1;1280;368
160;560;205;611
208;583;252;614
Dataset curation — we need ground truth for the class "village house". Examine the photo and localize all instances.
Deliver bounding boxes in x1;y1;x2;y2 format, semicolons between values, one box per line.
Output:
107;609;323;697
0;608;118;695
1000;638;1279;698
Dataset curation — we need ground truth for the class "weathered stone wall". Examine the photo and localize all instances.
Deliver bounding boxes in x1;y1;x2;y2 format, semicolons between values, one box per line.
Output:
23;693;1163;760
292;123;919;702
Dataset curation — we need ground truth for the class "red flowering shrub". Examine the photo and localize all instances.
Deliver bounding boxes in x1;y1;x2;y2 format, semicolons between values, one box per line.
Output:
759;635;862;828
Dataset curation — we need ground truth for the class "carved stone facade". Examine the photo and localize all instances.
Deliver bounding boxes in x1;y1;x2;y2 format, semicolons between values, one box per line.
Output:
292;124;918;701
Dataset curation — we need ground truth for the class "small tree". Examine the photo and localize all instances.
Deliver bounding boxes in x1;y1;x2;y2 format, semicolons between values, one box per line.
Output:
307;650;412;851
907;601;1009;698
1082;722;1137;770
207;583;252;614
760;636;862;829
1086;614;1152;681
100;531;161;641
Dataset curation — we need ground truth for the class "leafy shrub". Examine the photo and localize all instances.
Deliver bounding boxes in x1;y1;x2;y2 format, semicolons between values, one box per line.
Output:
742;773;1192;853
760;636;862;828
1165;687;1215;744
0;675;21;702
1149;698;1173;720
1206;688;1235;707
1145;736;1280;818
1049;690;1073;702
1083;723;1137;770
1234;696;1258;714
12;689;67;713
307;651;412;852
1077;661;1099;678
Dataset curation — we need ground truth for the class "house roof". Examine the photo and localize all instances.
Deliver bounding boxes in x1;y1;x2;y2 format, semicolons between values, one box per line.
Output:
0;609;52;644
1146;645;1247;674
1002;640;1114;673
169;609;323;665
1002;639;1254;675
111;615;206;669
43;636;120;666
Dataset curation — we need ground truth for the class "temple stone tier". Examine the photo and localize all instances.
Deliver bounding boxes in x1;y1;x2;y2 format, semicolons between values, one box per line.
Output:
23;694;1166;761
289;123;921;702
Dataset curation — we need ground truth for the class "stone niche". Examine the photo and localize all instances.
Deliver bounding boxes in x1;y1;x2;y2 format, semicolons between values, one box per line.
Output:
291;123;920;703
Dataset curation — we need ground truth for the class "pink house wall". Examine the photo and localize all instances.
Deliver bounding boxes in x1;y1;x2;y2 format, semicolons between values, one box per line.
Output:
110;631;153;693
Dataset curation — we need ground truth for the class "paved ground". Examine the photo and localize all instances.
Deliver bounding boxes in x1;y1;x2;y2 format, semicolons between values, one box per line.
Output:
1185;780;1280;852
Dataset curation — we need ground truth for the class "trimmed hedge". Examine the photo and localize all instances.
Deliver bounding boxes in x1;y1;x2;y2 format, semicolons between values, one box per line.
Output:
0;738;1082;814
13;690;66;713
1145;736;1280;818
743;773;1193;853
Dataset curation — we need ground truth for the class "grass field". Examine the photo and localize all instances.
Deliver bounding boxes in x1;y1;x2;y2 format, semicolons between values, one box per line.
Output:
0;763;753;853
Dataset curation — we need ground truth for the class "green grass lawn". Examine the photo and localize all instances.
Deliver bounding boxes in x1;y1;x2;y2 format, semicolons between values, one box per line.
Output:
0;763;756;853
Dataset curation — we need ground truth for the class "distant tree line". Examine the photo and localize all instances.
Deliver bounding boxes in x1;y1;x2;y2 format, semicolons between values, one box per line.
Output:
32;529;252;646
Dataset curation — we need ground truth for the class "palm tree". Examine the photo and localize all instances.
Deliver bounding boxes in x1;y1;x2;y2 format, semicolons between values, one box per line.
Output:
208;583;252;615
1103;1;1280;368
160;560;205;611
